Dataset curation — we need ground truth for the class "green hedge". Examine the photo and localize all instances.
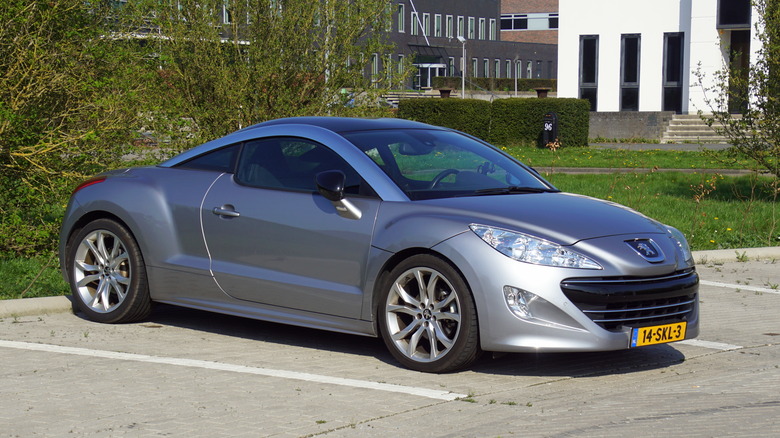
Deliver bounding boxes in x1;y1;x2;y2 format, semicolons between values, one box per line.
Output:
490;98;590;147
431;77;556;92
397;99;492;140
397;97;590;147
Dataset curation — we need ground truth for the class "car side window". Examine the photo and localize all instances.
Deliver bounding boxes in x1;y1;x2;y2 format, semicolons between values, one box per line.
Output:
176;144;239;172
235;137;374;196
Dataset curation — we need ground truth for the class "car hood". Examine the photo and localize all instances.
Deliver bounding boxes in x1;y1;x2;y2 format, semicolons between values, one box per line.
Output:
420;192;668;245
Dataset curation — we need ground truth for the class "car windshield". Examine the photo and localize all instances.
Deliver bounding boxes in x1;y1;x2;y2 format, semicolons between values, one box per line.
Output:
342;129;556;200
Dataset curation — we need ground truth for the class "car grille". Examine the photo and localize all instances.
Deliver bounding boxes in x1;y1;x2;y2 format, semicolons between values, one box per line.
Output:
560;269;698;331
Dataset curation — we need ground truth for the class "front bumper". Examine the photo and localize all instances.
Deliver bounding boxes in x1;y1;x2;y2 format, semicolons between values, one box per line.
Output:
432;232;700;353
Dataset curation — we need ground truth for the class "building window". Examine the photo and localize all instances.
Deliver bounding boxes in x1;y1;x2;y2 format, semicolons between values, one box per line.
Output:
501;13;559;31
371;53;379;86
397;4;405;33
501;14;527;30
483;59;489;78
516;60;523;79
222;1;232;24
471;58;477;78
489;19;497;41
663;32;684;113
526;60;533;79
448;57;455;76
621;34;641;111
411;11;418;35
579;35;599;111
398;54;405;74
479;18;486;40
549;14;559;29
423;13;430;36
505;60;511;78
434;14;442;37
457;16;464;38
468;17;475;39
446;15;453;38
717;0;751;29
494;59;500;78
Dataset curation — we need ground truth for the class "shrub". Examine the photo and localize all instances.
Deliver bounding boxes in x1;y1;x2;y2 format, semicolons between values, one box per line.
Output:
397;97;589;147
432;77;557;92
397;99;492;140
489;98;590;147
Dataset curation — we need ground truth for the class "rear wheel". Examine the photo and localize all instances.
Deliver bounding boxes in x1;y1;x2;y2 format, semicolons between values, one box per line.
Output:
379;254;481;373
67;218;151;323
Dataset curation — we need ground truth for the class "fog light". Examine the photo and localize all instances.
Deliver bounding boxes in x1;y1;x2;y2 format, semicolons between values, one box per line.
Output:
503;286;587;331
503;286;539;320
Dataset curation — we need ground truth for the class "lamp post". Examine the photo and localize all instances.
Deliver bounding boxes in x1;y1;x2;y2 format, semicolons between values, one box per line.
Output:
457;36;466;99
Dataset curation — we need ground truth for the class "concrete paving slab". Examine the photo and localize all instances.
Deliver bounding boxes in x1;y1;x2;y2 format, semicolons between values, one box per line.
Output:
0;249;778;437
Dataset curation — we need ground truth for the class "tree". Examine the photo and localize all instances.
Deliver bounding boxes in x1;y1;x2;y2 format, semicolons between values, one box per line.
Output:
120;0;407;141
698;0;779;180
0;0;148;255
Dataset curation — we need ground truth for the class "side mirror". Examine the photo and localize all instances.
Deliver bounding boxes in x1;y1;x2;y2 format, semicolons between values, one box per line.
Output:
315;170;362;220
316;170;345;202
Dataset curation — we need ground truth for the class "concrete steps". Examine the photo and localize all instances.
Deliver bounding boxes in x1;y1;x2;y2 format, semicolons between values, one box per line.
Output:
661;114;729;143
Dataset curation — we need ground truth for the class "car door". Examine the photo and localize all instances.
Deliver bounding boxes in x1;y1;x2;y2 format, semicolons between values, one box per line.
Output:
200;137;380;319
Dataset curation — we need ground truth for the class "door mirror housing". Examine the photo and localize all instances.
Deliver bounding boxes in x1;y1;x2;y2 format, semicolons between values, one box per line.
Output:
316;170;345;202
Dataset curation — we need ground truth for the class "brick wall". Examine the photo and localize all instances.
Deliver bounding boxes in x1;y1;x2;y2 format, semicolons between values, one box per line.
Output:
501;0;558;14
501;30;558;45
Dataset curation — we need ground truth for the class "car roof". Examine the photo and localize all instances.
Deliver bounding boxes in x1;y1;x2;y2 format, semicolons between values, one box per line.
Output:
159;116;452;169
240;117;445;134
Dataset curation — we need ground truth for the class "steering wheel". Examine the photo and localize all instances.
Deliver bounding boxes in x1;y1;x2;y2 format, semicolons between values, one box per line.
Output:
429;169;460;189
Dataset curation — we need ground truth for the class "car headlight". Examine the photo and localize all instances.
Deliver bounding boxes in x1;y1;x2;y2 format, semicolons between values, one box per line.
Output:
666;226;693;263
469;224;602;270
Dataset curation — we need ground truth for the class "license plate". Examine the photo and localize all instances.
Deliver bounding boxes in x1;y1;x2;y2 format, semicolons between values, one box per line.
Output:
630;322;687;347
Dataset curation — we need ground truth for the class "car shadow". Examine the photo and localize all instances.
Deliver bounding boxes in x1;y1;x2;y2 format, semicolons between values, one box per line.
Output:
124;304;687;378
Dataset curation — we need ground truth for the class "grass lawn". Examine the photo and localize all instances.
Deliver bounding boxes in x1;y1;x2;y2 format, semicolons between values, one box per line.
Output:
502;145;761;170
544;172;778;252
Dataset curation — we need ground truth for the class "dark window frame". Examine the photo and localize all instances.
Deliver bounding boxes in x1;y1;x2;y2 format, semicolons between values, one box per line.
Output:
620;34;641;111
579;35;599;111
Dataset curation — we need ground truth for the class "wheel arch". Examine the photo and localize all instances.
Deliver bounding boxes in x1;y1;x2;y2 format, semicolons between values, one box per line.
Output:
369;247;477;335
60;210;140;283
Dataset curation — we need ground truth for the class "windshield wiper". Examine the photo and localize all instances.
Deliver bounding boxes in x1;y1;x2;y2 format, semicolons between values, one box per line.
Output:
470;186;560;196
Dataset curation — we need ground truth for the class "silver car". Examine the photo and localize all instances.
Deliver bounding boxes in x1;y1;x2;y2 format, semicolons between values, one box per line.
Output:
60;117;699;373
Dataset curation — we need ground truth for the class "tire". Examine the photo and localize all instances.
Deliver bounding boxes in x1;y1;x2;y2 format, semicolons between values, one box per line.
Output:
378;254;481;373
67;218;152;323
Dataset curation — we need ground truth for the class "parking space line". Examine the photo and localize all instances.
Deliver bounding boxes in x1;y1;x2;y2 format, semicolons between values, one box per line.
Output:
0;340;466;401
678;339;742;351
700;280;780;295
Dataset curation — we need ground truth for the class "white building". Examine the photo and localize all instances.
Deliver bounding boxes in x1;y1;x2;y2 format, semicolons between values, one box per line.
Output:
558;0;760;114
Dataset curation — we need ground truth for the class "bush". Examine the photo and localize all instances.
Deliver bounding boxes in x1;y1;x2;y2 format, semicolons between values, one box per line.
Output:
397;97;590;147
397;99;492;140
489;98;590;147
431;77;556;92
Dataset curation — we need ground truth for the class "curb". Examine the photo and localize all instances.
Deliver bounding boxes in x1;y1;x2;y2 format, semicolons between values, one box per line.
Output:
0;295;73;319
2;247;779;319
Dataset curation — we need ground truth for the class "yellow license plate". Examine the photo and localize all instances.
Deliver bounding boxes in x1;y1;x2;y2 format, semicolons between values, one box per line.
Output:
630;322;687;347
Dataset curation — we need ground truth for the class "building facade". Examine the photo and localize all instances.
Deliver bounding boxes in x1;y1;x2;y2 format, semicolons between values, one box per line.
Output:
386;0;557;89
500;0;558;45
558;0;760;114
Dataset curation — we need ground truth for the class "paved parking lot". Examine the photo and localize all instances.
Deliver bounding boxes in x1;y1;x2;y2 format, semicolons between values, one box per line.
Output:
1;253;778;437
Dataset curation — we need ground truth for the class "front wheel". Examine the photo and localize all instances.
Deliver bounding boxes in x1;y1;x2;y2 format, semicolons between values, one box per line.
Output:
67;218;151;323
378;254;481;373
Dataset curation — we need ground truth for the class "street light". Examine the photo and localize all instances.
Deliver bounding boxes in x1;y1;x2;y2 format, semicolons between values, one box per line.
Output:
457;36;466;99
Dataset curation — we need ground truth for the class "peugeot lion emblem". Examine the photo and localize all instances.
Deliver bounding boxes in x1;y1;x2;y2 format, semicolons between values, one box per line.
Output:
625;239;665;263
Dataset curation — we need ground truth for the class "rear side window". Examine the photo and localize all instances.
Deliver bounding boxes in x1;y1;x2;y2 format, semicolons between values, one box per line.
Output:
177;144;239;172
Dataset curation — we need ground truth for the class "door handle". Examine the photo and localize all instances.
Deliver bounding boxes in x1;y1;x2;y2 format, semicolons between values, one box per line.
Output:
212;206;240;218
